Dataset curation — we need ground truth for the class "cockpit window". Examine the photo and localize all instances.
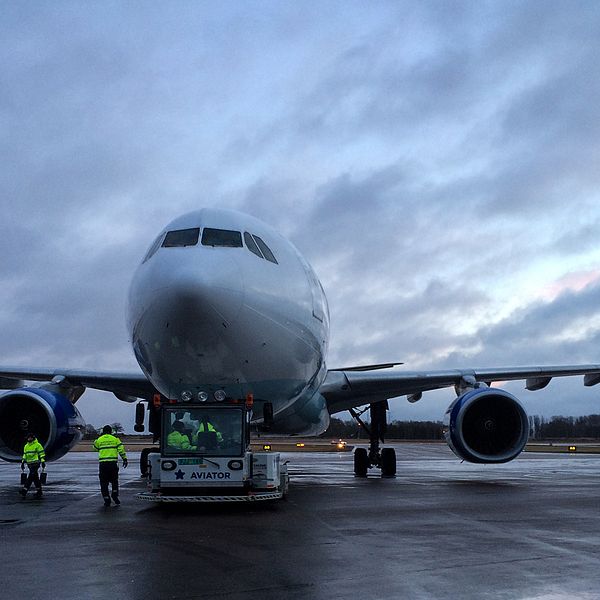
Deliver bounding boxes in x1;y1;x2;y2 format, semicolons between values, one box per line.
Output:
162;228;200;248
253;235;278;264
244;232;264;258
143;233;165;263
201;228;243;247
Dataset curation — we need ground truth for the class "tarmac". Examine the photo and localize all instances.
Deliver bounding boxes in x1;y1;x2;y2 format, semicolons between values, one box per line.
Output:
1;443;599;600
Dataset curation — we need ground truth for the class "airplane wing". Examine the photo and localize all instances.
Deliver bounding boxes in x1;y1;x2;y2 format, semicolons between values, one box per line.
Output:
320;364;600;414
3;363;600;413
0;366;156;400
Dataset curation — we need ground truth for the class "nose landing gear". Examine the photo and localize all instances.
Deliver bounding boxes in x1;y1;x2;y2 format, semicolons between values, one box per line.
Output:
350;401;396;478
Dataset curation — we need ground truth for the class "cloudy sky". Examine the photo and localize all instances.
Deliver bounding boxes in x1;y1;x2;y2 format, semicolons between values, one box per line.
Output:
2;1;600;429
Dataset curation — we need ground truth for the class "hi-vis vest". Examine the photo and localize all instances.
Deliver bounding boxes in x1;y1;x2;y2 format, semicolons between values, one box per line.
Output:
194;422;223;443
167;430;195;450
22;439;45;464
93;434;127;462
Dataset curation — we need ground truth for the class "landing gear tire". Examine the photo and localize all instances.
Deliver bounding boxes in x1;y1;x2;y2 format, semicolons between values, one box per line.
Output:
140;447;159;477
354;448;369;477
381;447;396;478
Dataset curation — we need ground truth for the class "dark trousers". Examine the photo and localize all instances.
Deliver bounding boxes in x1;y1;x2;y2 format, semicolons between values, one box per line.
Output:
99;461;119;499
25;462;42;490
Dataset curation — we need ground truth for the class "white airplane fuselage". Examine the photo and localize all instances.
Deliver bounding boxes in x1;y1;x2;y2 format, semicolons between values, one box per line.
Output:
127;209;331;434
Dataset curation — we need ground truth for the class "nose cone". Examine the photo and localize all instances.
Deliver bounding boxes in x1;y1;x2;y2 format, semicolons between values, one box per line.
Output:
128;251;245;397
167;256;244;328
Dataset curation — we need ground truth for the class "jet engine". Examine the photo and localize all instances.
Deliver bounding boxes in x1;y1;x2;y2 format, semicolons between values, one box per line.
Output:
444;387;529;464
0;387;85;462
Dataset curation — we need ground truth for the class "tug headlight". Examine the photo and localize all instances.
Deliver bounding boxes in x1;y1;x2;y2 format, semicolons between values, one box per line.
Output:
181;390;193;402
214;390;227;402
197;391;209;402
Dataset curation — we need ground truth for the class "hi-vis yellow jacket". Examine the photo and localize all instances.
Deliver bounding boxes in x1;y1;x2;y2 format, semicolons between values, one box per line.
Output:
93;434;127;462
22;439;45;464
193;421;223;443
167;430;196;451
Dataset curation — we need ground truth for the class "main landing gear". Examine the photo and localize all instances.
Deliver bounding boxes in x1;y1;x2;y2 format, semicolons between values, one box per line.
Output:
350;401;396;478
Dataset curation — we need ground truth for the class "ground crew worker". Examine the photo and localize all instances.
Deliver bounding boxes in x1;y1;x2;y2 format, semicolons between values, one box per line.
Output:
193;416;223;448
168;420;196;451
93;425;128;507
20;432;45;498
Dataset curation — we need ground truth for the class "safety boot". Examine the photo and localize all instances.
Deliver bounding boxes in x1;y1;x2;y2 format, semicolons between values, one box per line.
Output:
34;489;43;498
19;488;27;498
111;492;121;505
103;496;111;507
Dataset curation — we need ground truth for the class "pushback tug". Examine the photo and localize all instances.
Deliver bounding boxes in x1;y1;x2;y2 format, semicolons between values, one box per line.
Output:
137;394;289;503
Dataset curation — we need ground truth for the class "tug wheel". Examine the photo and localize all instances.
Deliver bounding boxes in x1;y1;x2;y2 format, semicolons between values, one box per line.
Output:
140;447;159;476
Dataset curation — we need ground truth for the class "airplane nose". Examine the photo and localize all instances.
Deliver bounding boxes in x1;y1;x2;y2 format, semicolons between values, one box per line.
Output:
127;249;246;397
167;255;244;328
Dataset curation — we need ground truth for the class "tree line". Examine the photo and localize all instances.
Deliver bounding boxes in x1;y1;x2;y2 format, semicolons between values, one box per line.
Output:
321;417;445;440
528;414;600;439
82;423;125;439
84;415;600;440
321;415;600;440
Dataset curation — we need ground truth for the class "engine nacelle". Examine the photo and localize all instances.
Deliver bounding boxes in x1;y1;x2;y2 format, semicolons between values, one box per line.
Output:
444;387;529;464
0;387;85;462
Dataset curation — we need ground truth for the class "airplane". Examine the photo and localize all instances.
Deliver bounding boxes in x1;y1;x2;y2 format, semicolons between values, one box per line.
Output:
1;207;600;476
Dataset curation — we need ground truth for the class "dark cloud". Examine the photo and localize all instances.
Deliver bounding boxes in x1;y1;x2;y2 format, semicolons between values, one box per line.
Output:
2;2;600;428
383;278;600;420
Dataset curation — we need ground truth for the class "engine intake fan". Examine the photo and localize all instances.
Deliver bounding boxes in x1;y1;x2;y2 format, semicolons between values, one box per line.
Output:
0;387;85;462
444;387;529;464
